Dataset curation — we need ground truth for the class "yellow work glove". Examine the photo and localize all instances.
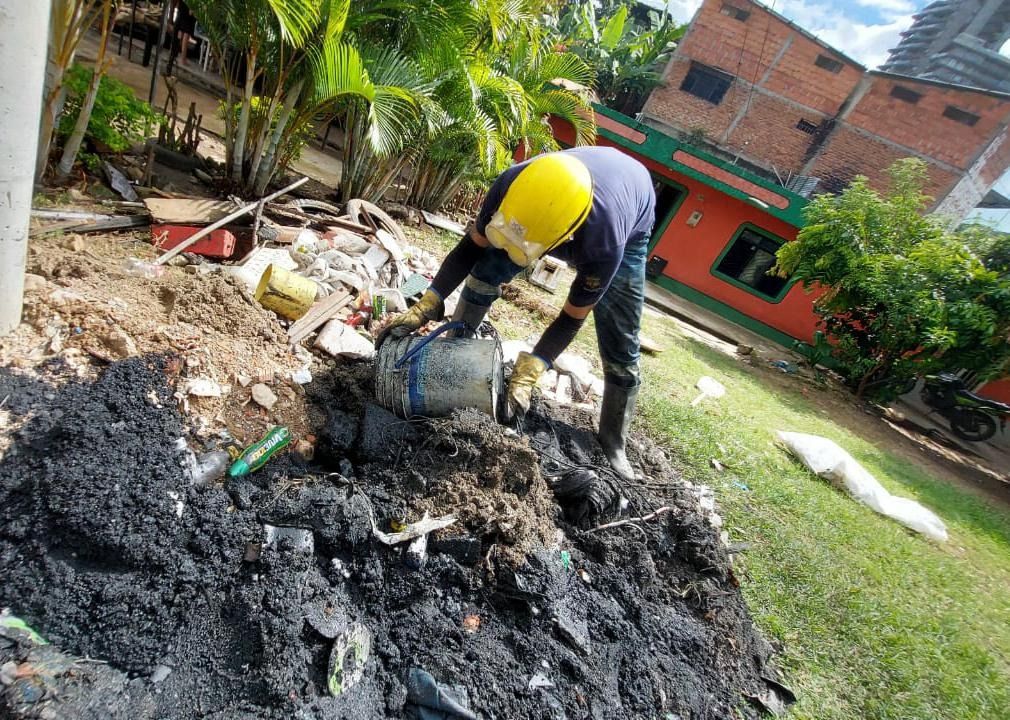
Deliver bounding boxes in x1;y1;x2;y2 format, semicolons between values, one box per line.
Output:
508;351;548;417
375;289;444;348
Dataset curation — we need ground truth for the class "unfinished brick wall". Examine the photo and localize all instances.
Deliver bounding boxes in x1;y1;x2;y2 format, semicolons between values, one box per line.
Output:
643;0;862;175
805;123;962;200
843;76;1010;169
641;0;1010;217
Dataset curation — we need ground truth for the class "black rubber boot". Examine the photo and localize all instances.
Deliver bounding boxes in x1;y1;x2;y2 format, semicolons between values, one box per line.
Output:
598;381;639;481
451;297;491;338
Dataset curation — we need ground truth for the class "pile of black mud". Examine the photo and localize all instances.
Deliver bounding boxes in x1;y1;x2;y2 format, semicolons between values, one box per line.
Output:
0;356;781;719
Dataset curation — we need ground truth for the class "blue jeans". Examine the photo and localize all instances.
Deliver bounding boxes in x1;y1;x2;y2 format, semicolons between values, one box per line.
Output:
462;233;648;389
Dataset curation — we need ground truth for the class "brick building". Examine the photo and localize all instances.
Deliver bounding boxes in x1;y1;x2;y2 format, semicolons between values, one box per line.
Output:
640;0;1010;220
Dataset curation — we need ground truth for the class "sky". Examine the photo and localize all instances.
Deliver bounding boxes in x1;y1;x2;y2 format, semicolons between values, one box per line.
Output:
652;0;930;69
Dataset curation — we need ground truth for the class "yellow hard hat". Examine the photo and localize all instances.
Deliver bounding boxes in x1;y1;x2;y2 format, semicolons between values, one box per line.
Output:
485;153;593;267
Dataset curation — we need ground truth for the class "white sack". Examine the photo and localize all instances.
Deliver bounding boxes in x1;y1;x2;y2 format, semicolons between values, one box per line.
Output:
777;431;948;542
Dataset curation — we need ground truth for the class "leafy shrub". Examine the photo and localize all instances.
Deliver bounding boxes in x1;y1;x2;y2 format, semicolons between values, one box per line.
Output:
775;159;1010;399
58;64;162;152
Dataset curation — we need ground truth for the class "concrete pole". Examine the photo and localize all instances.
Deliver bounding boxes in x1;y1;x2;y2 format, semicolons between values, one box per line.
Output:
0;1;51;336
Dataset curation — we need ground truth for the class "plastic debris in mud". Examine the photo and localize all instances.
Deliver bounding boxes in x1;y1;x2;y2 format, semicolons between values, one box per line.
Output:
406;667;478;720
327;623;371;696
0;613;47;646
228;426;291;478
262;524;314;553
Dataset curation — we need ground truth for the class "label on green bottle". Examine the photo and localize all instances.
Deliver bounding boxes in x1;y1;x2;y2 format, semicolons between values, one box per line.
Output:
229;426;291;478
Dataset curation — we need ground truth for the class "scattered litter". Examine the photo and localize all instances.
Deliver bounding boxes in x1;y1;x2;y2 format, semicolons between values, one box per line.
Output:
370;513;456;546
746;676;797;716
577;568;592;584
184;449;230;487
150;664;173;684
102;161;140;202
691;376;726;406
0;613;47;646
462;614;480;634
263;524;314;553
405;519;430;570
287;289;353;345
228;426;291;478
327;623;371;696
231;247;298;292
710;458;725;472
777;432;948;541
177;376;223;398
291;367;312;384
121;256;166;279
250;383;278;410
406;667;478;720
254;264;317;320
421;210;467;236
769;360;798;374
736;344;754;356
529;673;555;690
315;319;375;360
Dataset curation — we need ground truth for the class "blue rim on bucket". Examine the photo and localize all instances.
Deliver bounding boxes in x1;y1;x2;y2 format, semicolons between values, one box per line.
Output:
393;321;467;369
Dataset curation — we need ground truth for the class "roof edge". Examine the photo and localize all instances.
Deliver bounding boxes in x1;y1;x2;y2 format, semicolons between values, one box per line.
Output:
869;69;1010;101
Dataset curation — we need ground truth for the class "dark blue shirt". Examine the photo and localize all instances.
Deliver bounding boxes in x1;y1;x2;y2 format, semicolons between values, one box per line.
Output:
476;146;656;307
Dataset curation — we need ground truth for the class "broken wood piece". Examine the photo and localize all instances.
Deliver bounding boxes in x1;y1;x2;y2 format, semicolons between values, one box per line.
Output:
31;209;115;222
287;289;353;345
34;215;152;236
326;216;372;235
144;198;236;224
154;176;308;265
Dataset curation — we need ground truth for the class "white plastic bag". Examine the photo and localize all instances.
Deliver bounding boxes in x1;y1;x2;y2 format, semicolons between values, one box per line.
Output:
777;431;948;542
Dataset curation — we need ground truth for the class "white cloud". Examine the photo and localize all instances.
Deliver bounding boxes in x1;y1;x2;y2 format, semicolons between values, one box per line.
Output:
852;0;916;17
765;0;914;68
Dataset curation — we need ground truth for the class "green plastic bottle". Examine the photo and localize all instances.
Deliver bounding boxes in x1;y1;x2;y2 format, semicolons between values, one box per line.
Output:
228;426;291;478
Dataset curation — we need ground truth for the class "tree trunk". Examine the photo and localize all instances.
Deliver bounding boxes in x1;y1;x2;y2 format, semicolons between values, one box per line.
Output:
56;0;112;178
253;80;303;196
231;50;257;186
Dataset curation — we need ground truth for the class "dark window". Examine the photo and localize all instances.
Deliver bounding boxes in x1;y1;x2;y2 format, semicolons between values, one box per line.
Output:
814;54;844;73
943;105;980;126
796;119;819;134
680;63;733;105
721;4;750;21
890;85;922;104
714;227;788;299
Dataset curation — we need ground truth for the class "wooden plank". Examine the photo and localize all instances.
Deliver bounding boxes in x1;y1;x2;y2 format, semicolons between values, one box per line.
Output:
287;290;353;345
143;198;236;224
326;217;373;235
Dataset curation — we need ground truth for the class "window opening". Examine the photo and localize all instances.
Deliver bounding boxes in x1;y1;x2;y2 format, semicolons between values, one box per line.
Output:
714;227;788;299
680;63;733;105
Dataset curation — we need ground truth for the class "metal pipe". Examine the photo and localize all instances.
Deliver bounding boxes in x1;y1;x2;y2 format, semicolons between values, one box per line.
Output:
0;0;51;336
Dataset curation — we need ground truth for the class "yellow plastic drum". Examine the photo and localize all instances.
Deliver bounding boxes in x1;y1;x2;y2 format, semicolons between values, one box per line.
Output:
254;264;316;320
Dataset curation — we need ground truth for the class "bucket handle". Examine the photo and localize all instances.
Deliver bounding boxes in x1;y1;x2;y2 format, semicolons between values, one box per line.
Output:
394;321;466;369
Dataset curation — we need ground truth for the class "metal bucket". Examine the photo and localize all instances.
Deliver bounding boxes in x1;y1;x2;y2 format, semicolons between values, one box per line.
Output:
375;322;504;420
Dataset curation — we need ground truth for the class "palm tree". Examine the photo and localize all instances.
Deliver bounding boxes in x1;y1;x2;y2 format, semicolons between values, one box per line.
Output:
188;0;431;196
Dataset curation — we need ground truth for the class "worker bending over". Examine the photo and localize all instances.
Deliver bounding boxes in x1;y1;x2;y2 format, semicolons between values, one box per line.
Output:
379;146;656;481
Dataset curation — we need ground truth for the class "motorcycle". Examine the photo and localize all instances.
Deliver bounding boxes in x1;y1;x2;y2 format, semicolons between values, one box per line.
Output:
920;373;1010;442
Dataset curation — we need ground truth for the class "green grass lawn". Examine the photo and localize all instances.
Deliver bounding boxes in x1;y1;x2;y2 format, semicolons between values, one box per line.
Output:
410;228;1010;719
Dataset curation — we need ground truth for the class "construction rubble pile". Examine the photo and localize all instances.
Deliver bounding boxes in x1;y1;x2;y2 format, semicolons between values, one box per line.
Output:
0;189;793;719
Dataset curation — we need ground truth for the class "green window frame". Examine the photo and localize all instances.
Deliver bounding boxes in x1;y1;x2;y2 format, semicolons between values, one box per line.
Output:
710;223;793;303
648;175;688;252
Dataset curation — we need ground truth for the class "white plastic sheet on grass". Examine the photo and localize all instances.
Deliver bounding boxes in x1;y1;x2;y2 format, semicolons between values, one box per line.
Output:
777;431;948;542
